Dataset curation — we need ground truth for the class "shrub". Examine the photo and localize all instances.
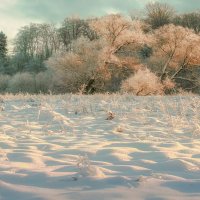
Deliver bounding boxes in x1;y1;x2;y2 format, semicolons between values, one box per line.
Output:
0;74;10;92
35;70;54;93
121;68;164;95
47;52;85;93
8;72;36;93
47;37;103;93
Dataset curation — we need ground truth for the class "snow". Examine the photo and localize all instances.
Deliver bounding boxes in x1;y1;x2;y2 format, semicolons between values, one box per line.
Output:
0;94;200;200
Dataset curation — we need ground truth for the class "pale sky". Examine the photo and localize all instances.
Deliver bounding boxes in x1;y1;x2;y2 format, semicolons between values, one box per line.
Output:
0;0;200;41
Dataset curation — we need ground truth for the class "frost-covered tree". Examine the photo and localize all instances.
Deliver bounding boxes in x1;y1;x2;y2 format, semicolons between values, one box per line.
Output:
46;37;104;93
88;14;153;91
150;24;200;91
90;14;150;77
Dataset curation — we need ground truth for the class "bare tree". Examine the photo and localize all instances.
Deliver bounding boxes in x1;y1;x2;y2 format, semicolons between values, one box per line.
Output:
173;12;200;33
13;23;60;72
145;2;175;29
14;23;60;59
58;17;97;51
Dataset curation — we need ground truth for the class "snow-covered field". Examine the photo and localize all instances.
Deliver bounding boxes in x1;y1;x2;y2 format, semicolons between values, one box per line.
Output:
0;94;200;200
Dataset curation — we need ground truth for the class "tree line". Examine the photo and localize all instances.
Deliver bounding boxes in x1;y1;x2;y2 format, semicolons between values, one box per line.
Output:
0;2;200;95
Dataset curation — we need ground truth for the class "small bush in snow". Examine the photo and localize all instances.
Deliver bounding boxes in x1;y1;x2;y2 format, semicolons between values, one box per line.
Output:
0;74;10;92
121;68;164;95
35;70;54;93
8;72;35;93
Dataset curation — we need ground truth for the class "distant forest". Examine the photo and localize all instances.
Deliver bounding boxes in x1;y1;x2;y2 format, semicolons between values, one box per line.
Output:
0;2;200;95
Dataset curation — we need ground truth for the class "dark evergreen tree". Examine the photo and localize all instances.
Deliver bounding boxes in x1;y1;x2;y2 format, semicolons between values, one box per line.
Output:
0;31;9;74
0;31;7;59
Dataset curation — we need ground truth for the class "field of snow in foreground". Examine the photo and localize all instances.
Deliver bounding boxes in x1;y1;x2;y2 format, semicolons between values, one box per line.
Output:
0;94;200;200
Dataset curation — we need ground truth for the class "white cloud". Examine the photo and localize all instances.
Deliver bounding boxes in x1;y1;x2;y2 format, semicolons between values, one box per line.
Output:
105;8;121;15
